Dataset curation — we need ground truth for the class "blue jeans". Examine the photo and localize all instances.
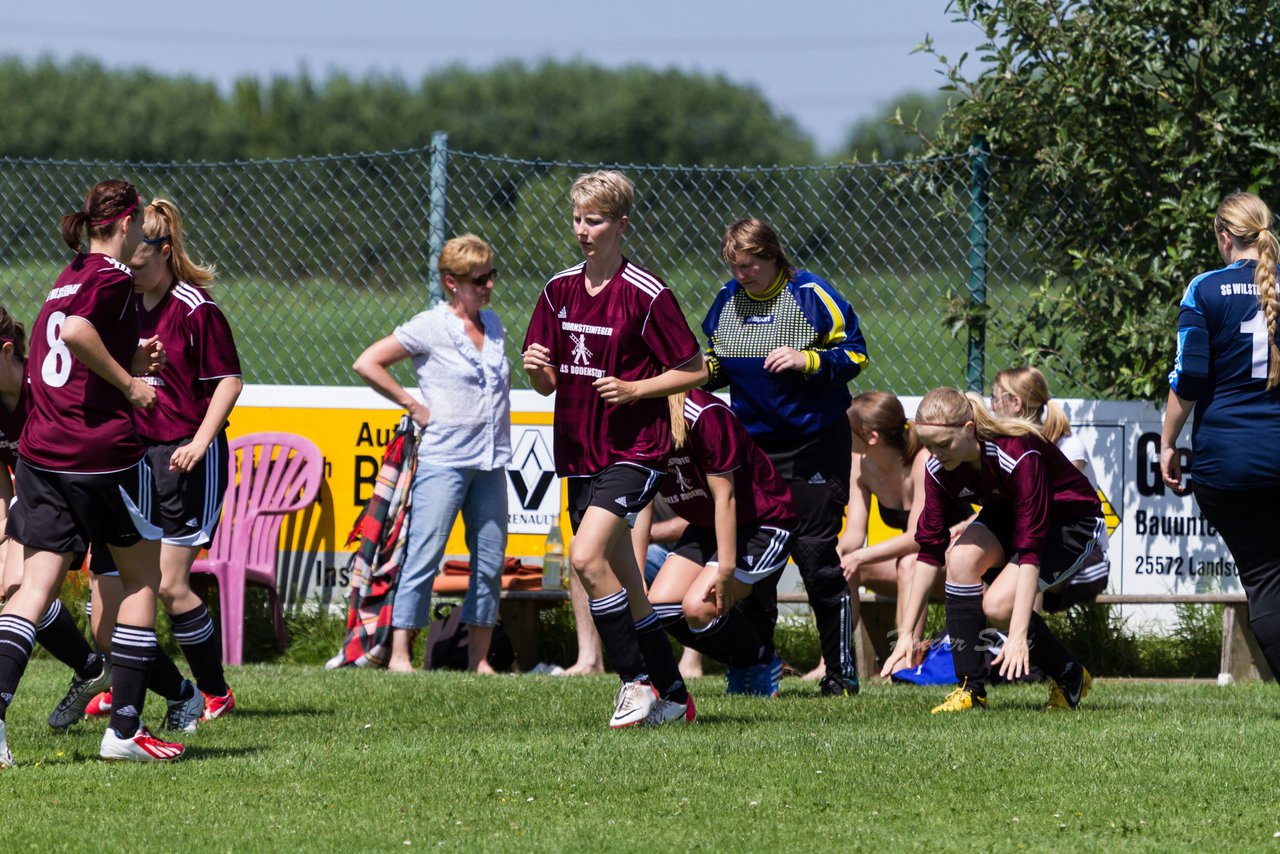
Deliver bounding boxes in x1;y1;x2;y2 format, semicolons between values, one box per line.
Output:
393;464;508;629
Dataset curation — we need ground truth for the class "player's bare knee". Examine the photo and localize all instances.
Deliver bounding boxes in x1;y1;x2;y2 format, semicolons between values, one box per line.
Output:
681;595;714;629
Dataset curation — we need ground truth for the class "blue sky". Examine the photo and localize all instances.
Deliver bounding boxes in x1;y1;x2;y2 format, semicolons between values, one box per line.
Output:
1;1;989;153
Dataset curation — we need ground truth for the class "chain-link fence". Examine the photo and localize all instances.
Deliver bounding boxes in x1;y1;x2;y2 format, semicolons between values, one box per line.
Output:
0;139;1071;395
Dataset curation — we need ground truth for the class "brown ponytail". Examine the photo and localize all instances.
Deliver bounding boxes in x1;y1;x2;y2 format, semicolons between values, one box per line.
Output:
59;179;142;253
848;391;921;462
0;305;26;359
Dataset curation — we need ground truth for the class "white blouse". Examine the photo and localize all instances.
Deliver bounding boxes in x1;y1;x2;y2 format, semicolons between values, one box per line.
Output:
395;303;512;470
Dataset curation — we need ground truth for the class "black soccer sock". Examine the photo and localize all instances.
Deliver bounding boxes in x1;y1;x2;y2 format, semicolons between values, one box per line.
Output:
35;600;99;677
0;614;36;720
108;624;158;738
690;613;768;668
635;612;687;703
147;648;188;703
944;582;987;695
652;602;699;648
1027;611;1076;681
170;603;228;696
587;590;647;684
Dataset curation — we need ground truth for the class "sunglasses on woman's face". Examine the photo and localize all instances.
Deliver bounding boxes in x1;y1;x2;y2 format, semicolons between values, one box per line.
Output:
461;269;497;286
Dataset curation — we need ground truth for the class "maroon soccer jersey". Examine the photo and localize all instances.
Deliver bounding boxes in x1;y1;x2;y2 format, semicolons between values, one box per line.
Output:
659;388;796;530
134;282;242;442
523;259;700;476
0;373;26;473
20;253;145;473
915;433;1101;568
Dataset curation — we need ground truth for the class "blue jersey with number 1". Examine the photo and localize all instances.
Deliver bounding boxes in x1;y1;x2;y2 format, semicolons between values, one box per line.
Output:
1169;259;1280;489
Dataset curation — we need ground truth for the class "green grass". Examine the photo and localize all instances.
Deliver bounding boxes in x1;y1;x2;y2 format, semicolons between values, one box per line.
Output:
2;660;1278;852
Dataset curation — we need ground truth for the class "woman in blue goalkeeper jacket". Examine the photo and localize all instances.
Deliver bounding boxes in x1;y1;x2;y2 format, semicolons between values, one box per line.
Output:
703;218;868;696
1161;191;1280;679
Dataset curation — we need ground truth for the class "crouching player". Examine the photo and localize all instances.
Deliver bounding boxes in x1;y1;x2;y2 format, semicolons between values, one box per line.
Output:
881;387;1108;713
646;388;795;696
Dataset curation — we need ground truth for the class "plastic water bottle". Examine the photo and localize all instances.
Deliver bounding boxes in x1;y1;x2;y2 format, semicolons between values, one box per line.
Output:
543;523;565;590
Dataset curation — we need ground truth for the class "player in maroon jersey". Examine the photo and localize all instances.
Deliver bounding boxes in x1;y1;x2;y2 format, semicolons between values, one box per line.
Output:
523;170;706;727
82;199;242;729
882;387;1107;714
0;180;183;765
646;388;795;697
0;305;29;600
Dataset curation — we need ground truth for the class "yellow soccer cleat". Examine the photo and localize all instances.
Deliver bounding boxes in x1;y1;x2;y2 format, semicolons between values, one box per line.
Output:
1046;665;1092;710
930;678;988;714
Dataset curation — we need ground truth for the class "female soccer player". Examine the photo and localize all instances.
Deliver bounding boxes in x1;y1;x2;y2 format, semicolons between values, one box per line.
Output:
84;198;242;729
0;180;182;764
1161;191;1280;679
647;388;795;696
991;366;1109;610
703;218;868;697
837;391;971;668
0;307;125;734
523;170;705;728
881;388;1107;713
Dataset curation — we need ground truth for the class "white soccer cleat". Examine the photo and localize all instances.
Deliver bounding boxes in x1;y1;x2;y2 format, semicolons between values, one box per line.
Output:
0;720;14;768
100;726;184;762
609;680;657;729
645;694;696;726
162;682;204;733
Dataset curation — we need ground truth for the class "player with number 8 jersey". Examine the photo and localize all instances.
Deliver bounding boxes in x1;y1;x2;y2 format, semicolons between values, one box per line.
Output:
20;252;146;472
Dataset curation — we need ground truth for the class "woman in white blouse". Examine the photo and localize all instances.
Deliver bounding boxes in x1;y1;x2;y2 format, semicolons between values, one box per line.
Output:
354;234;512;672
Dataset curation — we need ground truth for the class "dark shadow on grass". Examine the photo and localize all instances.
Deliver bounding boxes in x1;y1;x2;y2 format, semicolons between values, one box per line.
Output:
222;706;335;719
176;744;268;761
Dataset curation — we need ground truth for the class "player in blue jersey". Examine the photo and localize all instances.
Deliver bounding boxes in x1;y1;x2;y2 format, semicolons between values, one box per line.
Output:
1162;191;1280;679
703;218;868;696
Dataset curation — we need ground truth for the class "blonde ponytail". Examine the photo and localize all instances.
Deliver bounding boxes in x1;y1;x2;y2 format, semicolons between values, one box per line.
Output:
144;199;215;288
913;387;1042;441
1216;191;1280;389
668;391;688;450
1256;228;1280;390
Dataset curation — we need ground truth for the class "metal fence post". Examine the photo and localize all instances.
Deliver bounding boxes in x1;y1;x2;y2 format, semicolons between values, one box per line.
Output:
966;135;990;393
426;131;449;305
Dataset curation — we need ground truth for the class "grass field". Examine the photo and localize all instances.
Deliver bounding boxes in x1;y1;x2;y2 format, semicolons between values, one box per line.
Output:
2;660;1277;852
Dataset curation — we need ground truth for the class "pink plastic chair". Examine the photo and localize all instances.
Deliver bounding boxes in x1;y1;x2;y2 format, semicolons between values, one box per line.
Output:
191;432;323;665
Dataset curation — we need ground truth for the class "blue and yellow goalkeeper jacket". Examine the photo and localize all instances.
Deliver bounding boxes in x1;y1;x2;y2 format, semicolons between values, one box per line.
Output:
702;268;868;442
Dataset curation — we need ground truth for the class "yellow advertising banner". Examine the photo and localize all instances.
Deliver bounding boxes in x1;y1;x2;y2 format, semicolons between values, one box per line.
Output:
227;387;562;603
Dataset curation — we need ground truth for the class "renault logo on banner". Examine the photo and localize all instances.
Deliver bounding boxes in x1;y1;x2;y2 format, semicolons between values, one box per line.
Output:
507;426;560;533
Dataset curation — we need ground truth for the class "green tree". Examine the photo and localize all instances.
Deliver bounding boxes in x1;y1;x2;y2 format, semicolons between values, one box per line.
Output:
924;0;1280;398
0;57;814;166
842;91;952;162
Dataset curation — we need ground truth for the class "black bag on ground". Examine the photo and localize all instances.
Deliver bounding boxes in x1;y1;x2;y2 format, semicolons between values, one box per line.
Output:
423;602;515;672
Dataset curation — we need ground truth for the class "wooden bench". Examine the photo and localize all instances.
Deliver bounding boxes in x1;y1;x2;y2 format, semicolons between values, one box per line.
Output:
496;588;1274;683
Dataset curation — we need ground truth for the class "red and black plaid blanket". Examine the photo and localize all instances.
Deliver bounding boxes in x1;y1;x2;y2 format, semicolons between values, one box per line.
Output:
325;417;418;669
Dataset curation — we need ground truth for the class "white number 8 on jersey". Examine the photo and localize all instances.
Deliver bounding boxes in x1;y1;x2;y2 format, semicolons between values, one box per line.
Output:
41;310;73;388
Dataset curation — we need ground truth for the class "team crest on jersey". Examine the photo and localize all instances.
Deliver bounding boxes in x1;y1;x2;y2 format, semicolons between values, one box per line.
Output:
570;333;593;365
744;314;774;325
